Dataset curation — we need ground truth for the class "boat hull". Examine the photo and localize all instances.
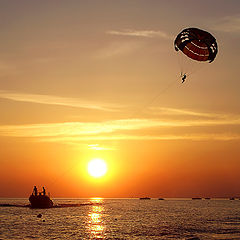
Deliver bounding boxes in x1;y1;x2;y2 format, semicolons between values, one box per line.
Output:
29;195;53;208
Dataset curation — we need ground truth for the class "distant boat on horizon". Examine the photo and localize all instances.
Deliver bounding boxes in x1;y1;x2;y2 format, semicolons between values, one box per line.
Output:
139;197;151;200
158;198;164;200
205;198;211;200
229;197;235;200
192;197;202;200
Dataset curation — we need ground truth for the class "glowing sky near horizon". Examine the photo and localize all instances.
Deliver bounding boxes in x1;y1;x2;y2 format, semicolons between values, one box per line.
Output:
0;0;240;198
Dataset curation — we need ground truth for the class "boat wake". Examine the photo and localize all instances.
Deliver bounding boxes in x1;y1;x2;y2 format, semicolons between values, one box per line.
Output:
0;202;102;208
0;203;29;208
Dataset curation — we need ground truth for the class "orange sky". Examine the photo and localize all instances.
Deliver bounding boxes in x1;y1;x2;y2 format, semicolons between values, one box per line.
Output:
0;0;240;198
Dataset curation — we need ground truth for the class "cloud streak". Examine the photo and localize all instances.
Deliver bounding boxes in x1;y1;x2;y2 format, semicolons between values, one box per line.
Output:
107;29;173;39
40;133;240;143
148;107;228;118
0;110;240;142
0;91;118;112
212;15;240;33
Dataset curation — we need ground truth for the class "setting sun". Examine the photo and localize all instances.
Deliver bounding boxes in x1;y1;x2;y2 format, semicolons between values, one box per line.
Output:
87;159;108;178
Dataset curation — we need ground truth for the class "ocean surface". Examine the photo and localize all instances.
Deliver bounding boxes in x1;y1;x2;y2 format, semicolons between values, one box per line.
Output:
1;198;240;239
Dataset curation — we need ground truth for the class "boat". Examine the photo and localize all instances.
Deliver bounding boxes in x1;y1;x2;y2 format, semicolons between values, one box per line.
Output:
158;198;165;200
229;197;235;200
192;197;202;200
205;198;211;200
29;186;53;208
139;197;151;200
29;194;53;208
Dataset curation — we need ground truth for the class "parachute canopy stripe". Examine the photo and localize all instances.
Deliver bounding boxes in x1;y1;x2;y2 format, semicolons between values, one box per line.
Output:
183;45;209;62
191;40;208;50
174;28;218;63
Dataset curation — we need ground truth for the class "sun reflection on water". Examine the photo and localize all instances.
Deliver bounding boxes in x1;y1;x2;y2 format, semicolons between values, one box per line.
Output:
87;198;106;239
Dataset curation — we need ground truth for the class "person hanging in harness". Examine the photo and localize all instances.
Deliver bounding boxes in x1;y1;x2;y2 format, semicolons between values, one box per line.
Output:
181;73;187;83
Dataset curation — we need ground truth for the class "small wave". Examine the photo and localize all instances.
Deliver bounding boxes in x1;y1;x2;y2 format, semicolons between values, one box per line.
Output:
53;202;102;208
186;237;200;240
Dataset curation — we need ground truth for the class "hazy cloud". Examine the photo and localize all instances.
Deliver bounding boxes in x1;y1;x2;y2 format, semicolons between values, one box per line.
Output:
107;29;173;39
39;133;240;143
0;91;118;112
212;15;240;33
0;112;239;141
87;144;116;151
96;40;144;58
99;29;172;58
149;107;228;118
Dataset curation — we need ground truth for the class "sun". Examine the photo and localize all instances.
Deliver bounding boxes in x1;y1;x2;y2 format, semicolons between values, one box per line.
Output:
87;159;108;178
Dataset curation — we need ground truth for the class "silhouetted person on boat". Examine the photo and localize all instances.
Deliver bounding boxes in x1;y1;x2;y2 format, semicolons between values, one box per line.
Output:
42;187;46;196
33;186;38;196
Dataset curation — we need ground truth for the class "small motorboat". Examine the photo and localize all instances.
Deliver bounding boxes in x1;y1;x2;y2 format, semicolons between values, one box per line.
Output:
139;197;151;200
29;186;53;208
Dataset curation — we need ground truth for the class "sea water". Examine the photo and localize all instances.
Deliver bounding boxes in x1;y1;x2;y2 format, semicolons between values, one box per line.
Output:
1;198;240;239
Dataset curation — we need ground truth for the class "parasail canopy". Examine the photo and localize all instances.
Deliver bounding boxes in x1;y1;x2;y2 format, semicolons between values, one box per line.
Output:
174;28;218;63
